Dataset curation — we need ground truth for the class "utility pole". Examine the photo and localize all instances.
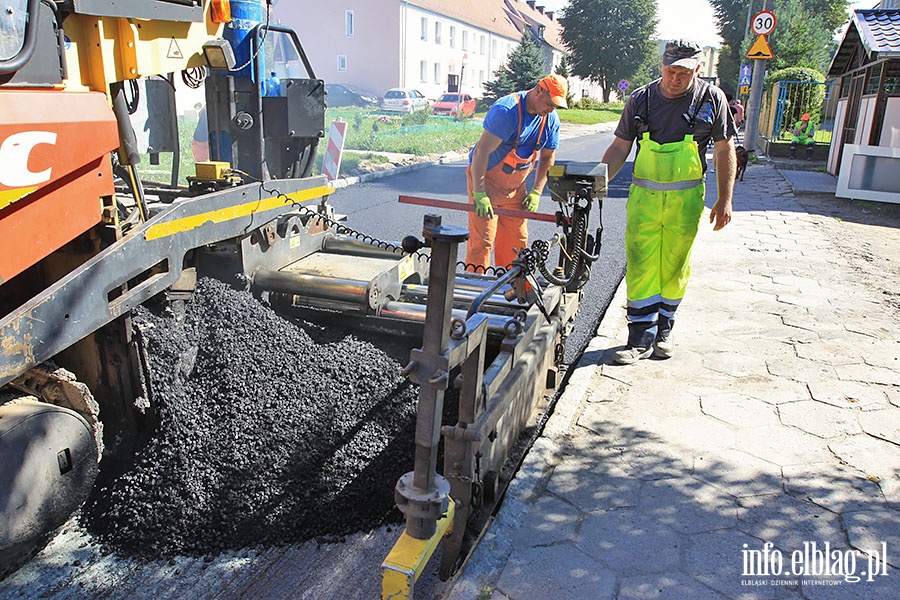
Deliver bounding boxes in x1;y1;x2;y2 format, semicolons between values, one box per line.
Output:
743;1;775;154
744;59;767;152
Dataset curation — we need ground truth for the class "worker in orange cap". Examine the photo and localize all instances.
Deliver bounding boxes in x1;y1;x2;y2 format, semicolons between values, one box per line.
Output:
790;113;815;160
465;73;567;271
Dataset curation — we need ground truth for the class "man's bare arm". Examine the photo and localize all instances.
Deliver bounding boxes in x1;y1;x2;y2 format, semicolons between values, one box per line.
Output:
710;137;736;230
601;136;634;181
470;129;504;194
531;147;557;193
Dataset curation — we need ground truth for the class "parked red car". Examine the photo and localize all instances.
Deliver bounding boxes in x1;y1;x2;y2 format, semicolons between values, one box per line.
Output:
431;93;476;118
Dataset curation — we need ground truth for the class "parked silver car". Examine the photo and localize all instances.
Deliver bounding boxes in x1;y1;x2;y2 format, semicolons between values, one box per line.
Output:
380;88;429;113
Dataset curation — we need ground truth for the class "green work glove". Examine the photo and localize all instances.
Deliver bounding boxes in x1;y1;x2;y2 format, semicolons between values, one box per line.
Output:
523;189;541;212
473;191;494;218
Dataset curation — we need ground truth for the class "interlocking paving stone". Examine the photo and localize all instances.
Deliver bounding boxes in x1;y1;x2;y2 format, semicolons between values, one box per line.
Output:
447;161;899;600
496;543;617;600
575;509;684;574
777;400;864;438
619;572;728;599
827;435;900;478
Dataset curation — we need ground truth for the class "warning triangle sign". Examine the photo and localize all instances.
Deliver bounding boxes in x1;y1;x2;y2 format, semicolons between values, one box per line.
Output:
167;37;183;59
746;35;773;60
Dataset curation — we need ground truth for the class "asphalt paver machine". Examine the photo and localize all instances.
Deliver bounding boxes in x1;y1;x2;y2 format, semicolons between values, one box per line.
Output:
0;0;609;594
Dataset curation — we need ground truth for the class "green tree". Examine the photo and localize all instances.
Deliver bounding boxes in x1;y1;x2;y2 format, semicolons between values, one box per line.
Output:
629;50;661;94
710;0;848;94
709;0;747;92
558;0;657;102
768;0;838;72
764;66;826;136
555;55;575;107
482;32;545;103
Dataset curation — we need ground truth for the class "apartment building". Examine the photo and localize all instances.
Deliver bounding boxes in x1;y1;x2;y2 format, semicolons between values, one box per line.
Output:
274;0;603;101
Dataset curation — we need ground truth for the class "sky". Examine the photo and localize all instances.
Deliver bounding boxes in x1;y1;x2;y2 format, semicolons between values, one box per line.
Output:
536;0;882;49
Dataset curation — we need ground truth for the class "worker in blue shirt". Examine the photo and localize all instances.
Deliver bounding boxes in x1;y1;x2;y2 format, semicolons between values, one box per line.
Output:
466;74;567;270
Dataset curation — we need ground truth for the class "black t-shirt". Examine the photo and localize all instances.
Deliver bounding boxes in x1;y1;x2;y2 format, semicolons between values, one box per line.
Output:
615;79;736;161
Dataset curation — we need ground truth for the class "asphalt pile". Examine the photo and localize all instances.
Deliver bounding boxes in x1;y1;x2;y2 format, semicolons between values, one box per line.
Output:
82;277;419;557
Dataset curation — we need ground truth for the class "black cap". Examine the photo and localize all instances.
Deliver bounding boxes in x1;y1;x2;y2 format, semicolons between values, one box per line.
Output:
663;40;702;69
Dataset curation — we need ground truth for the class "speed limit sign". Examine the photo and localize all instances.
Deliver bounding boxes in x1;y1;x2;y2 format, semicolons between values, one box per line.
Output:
751;10;777;35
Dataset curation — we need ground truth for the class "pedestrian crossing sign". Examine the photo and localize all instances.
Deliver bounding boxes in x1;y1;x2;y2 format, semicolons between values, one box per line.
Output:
746;35;773;60
739;75;751;86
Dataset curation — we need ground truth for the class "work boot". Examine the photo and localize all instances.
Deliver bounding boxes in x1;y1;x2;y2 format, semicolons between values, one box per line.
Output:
613;345;652;365
653;332;674;359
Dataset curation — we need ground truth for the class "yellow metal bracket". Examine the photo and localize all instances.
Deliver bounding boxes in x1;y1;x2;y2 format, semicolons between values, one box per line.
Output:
381;500;455;600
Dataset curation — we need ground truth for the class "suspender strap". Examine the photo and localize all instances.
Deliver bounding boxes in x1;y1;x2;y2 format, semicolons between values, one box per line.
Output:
511;93;547;151
685;81;711;134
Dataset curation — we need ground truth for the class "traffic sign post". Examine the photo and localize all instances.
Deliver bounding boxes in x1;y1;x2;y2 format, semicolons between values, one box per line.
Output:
750;10;777;35
746;35;774;60
744;10;776;154
738;64;752;96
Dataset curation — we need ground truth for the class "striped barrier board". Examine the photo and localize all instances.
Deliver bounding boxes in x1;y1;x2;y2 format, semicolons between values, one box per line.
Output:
323;119;347;181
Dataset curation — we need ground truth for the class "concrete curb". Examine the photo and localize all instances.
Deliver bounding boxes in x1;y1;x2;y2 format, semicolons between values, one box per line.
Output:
327;151;469;189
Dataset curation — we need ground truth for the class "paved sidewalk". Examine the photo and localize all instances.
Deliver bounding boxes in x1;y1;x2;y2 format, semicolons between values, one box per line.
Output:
446;161;899;599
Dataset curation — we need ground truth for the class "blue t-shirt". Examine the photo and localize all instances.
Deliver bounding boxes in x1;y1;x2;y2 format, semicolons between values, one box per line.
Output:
470;91;560;171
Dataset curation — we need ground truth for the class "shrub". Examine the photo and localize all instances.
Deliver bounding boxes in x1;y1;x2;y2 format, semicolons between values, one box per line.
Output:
401;108;430;127
764;66;827;129
574;97;603;110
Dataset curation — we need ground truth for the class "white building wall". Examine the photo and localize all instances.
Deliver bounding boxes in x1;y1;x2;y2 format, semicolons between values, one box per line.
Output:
401;5;523;100
275;1;401;98
275;1;576;103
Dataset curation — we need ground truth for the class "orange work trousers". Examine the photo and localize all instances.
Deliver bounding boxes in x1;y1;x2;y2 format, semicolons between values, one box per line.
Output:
465;164;530;271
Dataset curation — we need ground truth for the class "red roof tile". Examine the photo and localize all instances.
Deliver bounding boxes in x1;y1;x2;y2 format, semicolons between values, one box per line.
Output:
407;0;565;51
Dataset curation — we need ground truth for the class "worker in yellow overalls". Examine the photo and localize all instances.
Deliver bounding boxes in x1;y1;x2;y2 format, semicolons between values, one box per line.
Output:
790;113;816;160
465;74;567;271
601;40;737;364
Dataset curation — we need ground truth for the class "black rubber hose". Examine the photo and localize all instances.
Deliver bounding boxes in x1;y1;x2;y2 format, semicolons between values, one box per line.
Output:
110;80;142;167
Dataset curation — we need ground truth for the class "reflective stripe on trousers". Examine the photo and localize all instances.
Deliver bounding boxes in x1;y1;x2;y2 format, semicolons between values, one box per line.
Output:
624;133;705;347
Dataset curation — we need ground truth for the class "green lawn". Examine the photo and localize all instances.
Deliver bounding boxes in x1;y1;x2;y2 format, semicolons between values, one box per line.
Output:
137;103;623;185
558;106;623;125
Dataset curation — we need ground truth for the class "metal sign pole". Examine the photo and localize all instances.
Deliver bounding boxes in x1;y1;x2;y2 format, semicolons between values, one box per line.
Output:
744;59;767;152
743;7;776;153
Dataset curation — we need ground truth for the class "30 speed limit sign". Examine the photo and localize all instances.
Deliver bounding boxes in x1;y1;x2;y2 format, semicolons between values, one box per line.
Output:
751;10;777;35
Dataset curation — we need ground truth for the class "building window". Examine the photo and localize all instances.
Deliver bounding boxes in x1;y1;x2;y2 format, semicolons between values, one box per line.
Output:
420;60;427;82
884;61;900;96
450;26;456;48
492;39;497;58
479;70;485;85
480;35;486;55
434;63;441;84
337;55;347;72
864;65;882;96
345;11;354;37
435;22;442;45
462;30;468;51
421;17;428;41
